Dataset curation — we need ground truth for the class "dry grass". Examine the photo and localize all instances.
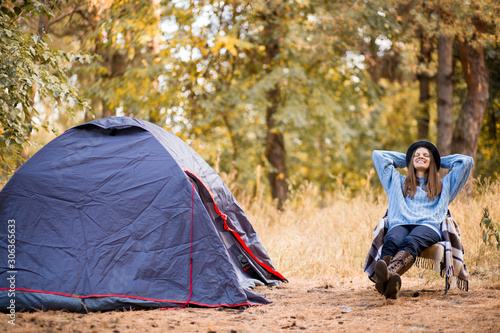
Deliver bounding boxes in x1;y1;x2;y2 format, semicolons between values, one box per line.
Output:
241;178;500;284
2;178;500;332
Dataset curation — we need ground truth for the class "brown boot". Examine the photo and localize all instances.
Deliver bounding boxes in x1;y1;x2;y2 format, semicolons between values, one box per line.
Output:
385;274;402;299
374;255;392;294
384;250;414;299
387;250;415;276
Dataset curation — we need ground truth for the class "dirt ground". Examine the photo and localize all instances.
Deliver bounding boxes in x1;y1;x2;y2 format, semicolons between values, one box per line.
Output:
2;276;500;333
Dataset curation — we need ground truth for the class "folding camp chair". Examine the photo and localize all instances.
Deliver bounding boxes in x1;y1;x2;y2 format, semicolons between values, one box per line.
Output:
363;211;469;295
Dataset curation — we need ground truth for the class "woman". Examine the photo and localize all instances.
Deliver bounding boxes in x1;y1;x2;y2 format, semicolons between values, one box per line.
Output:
372;141;474;299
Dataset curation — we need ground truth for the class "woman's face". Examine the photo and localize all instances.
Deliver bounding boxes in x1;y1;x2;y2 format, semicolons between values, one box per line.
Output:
413;147;431;173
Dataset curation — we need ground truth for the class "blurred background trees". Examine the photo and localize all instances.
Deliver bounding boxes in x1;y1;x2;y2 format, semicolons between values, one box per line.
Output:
1;0;499;207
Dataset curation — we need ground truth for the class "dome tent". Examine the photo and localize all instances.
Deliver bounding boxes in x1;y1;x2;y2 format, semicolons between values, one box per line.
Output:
0;117;285;311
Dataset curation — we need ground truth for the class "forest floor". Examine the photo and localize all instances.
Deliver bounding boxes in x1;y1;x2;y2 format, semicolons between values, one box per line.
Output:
3;275;500;333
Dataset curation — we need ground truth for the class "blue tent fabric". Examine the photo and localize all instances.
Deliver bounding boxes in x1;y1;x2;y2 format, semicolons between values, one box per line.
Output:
0;117;285;311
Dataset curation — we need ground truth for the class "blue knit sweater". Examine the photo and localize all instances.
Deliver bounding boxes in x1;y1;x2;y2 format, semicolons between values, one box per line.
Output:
372;150;474;237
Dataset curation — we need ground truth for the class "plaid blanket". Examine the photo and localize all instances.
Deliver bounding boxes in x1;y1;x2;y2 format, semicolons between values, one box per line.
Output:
362;212;469;292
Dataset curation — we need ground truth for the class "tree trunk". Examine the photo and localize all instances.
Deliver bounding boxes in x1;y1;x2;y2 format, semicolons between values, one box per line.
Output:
221;111;239;167
102;51;126;118
265;85;288;210
416;34;433;140
451;41;489;160
436;35;454;156
102;100;114;118
262;14;288;210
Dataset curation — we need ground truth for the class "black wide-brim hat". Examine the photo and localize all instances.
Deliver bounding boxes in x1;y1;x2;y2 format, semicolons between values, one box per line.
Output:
406;141;441;171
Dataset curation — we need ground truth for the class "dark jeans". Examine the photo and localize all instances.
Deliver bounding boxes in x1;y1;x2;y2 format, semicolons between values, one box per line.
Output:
381;225;441;259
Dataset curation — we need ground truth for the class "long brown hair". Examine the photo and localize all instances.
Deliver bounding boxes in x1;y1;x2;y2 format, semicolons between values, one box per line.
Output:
403;149;442;200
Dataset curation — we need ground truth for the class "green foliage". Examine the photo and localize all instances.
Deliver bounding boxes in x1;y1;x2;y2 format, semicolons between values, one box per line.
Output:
480;207;500;250
358;0;500;177
477;44;500;179
78;0;177;120
0;0;90;172
2;0;499;198
156;0;383;194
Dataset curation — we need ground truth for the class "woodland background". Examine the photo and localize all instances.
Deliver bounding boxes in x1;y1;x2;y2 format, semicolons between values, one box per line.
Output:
1;0;500;208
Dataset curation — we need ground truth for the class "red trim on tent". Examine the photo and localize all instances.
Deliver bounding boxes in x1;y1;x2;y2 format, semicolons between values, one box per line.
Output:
183;169;286;281
0;288;253;308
